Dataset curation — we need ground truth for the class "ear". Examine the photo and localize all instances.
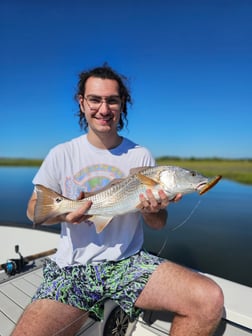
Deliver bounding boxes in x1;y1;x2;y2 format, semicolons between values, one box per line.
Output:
78;95;85;113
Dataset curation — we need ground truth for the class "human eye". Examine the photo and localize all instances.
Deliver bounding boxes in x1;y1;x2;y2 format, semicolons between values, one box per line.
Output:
107;97;121;105
88;96;101;104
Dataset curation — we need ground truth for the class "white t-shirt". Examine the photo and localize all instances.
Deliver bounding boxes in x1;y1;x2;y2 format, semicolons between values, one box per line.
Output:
33;134;155;268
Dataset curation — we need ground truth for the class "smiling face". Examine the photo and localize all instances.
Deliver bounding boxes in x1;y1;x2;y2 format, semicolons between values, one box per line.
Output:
79;77;122;143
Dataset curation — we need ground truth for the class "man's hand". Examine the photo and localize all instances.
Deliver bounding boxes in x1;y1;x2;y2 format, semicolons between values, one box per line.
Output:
138;189;182;214
137;190;182;230
64;191;93;224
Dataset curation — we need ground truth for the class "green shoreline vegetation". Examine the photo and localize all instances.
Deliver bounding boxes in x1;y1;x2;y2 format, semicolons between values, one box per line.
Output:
1;157;252;186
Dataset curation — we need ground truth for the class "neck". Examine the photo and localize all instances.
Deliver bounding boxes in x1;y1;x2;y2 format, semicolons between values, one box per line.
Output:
87;131;122;150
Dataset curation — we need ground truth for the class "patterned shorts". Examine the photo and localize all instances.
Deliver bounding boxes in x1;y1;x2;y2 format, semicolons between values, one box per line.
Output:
32;251;165;320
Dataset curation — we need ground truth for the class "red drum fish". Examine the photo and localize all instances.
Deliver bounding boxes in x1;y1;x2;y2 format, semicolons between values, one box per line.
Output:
33;166;221;233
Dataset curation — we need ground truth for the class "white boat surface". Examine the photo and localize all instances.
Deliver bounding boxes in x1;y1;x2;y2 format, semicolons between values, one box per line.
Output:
0;225;251;336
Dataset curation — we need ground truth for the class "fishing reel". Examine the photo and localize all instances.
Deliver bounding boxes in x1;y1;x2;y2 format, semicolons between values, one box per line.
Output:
1;245;28;276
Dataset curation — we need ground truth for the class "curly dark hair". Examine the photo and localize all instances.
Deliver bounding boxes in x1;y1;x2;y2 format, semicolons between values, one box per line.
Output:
75;64;132;131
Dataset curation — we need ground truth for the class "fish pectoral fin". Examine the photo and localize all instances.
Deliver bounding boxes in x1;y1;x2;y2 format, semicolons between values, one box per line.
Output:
89;216;114;234
136;173;159;187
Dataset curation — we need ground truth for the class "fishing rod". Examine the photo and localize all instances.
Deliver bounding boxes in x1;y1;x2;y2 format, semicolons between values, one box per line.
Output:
0;245;57;275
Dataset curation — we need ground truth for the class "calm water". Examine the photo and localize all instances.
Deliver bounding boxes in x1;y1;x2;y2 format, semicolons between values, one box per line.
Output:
0;167;251;287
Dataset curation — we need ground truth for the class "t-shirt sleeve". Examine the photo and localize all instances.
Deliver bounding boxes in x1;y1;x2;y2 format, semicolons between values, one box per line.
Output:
32;146;62;193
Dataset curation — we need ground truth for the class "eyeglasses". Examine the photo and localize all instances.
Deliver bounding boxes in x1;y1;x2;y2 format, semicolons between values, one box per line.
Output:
84;95;122;111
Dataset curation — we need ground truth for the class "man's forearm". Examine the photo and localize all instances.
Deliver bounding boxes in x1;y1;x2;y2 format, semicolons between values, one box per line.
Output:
142;209;168;229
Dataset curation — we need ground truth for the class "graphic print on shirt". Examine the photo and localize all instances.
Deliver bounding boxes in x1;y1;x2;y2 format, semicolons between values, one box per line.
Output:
65;164;125;199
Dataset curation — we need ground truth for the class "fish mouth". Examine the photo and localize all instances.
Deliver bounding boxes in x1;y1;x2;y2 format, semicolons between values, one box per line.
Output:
198;175;222;195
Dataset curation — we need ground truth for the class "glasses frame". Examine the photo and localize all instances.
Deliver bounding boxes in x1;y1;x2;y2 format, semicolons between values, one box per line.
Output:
84;95;122;111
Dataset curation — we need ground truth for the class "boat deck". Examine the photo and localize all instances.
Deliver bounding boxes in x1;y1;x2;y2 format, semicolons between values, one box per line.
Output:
1;261;252;336
0;258;123;336
0;261;98;336
0;225;252;336
0;261;44;336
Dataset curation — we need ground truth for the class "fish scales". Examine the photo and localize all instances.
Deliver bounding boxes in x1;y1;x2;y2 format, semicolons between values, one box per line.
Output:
83;165;167;215
33;166;222;233
84;174;149;215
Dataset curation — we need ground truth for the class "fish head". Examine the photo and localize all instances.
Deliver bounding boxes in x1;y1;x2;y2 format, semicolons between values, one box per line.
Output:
158;166;221;197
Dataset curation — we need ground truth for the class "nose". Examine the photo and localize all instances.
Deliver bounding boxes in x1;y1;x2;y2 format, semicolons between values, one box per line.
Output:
98;100;110;113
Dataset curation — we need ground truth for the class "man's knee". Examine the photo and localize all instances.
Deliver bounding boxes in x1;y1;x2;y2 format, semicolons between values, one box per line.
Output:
197;278;224;322
208;281;224;317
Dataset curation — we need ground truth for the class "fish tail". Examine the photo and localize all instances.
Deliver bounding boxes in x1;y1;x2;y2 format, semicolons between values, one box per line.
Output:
33;184;65;226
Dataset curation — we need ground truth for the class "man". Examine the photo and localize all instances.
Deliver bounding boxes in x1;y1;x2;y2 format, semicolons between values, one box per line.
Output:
12;65;223;336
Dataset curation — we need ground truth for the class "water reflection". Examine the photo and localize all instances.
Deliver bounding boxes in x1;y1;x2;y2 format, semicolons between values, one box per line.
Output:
0;167;251;286
143;180;252;287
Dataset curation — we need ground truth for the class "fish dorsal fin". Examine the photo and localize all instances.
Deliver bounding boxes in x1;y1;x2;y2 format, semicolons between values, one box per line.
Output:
89;216;114;233
105;178;125;187
130;166;152;175
85;178;125;197
84;191;98;197
136;173;159;187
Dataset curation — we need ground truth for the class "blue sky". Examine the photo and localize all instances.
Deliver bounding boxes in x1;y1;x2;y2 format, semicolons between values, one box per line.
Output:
1;0;251;159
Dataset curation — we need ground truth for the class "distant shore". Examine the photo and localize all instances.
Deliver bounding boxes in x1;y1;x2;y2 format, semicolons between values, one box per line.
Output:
0;158;42;166
156;157;252;186
1;157;252;185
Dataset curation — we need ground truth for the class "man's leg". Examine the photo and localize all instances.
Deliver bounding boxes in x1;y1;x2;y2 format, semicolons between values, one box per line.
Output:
135;261;224;336
11;299;88;336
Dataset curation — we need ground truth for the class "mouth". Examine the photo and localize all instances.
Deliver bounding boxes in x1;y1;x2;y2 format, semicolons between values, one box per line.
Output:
95;116;113;124
198;175;222;195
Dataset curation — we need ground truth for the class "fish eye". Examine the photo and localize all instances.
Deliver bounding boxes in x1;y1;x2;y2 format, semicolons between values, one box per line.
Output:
191;171;196;177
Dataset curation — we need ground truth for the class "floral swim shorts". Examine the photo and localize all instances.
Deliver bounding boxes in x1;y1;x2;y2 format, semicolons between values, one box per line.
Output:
32;251;165;320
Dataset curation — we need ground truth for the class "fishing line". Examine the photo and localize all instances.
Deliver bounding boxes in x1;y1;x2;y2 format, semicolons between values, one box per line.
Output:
52;297;103;336
170;199;201;232
156;238;168;257
52;313;87;335
52;201;202;334
52;279;139;335
155;200;202;257
52;253;164;336
52;290;142;336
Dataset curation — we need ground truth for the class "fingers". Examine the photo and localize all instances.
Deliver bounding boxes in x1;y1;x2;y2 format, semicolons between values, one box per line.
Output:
65;200;92;224
138;190;182;213
172;193;183;202
139;189;169;213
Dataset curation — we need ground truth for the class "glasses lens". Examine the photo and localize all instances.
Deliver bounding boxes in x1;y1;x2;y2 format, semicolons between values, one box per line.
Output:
106;97;121;106
86;96;121;110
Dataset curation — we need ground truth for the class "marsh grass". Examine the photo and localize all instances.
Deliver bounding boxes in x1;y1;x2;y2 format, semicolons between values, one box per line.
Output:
0;158;42;167
156;158;252;185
